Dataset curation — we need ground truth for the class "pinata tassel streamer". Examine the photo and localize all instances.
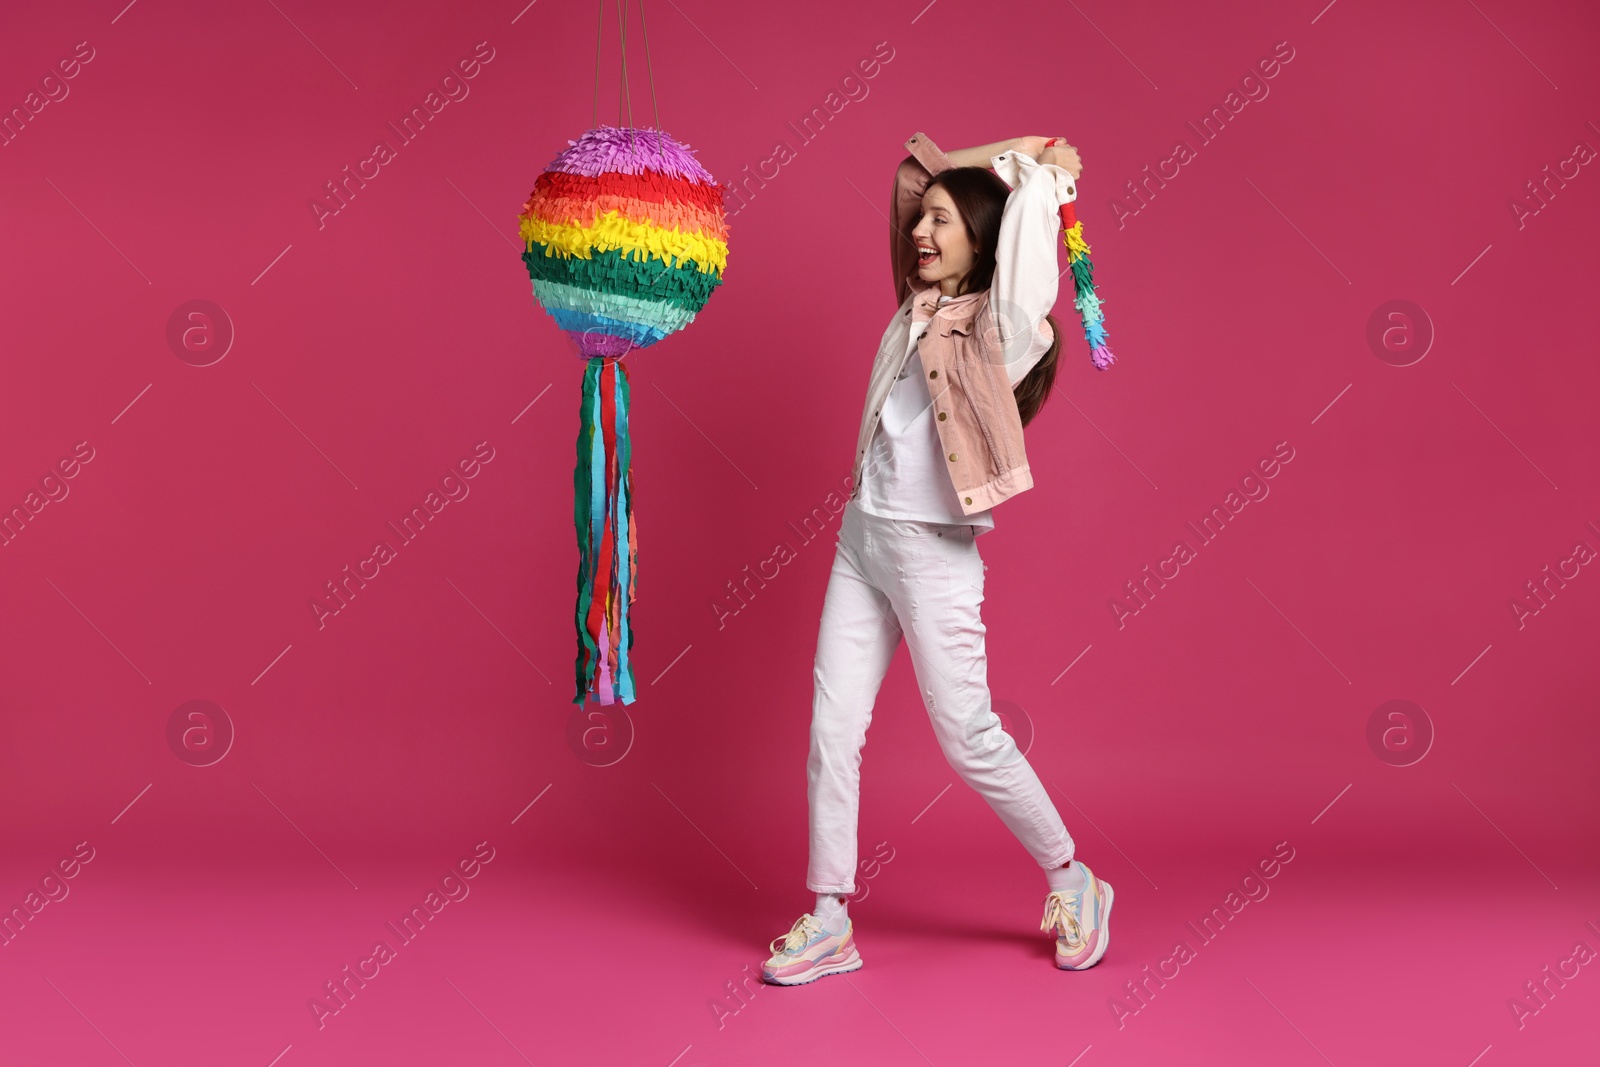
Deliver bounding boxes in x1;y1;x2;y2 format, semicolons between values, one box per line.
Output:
1057;200;1115;371
572;356;638;705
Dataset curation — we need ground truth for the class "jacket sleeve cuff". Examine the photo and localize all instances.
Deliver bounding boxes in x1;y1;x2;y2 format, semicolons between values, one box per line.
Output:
904;132;953;176
990;151;1078;207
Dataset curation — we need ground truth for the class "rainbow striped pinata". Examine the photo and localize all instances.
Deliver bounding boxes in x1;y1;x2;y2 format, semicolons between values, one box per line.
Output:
518;125;729;707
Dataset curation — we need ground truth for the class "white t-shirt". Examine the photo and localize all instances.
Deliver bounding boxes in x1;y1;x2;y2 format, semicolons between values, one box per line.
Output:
855;294;996;536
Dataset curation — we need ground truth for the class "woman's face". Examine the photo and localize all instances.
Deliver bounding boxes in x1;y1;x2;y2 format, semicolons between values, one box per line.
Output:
912;184;977;297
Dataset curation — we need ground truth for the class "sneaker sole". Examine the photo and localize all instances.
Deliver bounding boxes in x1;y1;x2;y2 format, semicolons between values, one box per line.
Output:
1056;880;1114;970
760;946;863;986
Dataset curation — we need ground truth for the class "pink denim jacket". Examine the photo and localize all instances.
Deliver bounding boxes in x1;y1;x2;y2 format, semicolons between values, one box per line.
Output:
848;131;1076;516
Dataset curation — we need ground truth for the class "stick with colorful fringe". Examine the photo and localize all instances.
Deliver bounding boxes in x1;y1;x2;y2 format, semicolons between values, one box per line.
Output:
1045;140;1115;370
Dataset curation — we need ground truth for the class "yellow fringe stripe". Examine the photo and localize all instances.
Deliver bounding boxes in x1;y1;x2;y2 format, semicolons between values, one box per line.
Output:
1062;220;1092;262
519;210;729;275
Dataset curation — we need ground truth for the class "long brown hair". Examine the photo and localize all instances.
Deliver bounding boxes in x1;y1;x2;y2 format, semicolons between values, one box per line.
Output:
920;166;1060;428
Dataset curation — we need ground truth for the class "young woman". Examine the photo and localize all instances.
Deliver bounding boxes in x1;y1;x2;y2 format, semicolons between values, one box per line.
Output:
760;133;1114;986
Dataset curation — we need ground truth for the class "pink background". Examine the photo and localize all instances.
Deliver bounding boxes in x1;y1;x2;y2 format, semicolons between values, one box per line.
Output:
2;0;1597;1064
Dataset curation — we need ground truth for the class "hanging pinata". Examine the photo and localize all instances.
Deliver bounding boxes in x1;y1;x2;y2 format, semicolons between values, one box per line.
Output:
517;124;729;706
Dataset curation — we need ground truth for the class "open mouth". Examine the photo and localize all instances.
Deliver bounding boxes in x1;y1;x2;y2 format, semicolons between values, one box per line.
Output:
917;247;939;266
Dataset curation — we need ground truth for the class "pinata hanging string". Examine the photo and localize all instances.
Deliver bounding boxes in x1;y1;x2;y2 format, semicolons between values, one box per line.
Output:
617;0;633;147
594;0;663;152
638;0;661;135
592;0;604;129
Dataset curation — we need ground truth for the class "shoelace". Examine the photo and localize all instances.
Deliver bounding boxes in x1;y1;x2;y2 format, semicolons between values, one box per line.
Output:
770;914;823;956
1041;891;1085;949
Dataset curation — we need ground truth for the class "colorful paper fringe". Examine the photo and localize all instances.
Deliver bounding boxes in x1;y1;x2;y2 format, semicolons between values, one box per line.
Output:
573;356;636;706
518;125;729;706
1057;200;1115;370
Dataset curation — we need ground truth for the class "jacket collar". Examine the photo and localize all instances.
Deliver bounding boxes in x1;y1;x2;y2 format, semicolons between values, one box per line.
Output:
907;276;983;336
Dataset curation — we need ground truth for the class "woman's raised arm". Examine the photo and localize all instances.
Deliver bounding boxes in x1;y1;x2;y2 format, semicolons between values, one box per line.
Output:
984;150;1078;386
890;133;952;307
945;136;1041;169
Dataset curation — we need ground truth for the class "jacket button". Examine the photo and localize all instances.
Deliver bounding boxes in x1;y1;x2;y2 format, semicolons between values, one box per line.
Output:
937;411;946;420
948;452;958;462
964;496;972;504
928;369;938;379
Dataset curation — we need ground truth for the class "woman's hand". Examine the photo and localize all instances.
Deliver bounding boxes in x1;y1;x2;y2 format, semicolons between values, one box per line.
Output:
1013;135;1052;161
1039;141;1083;180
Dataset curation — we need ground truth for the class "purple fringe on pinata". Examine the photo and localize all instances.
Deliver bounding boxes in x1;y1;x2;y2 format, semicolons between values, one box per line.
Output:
547;124;717;185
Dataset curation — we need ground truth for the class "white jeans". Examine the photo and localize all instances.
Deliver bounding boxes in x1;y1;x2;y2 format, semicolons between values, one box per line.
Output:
806;499;1075;895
